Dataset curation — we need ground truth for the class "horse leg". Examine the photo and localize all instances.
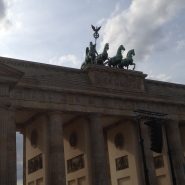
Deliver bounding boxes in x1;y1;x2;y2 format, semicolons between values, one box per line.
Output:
133;63;135;70
108;61;111;67
117;62;121;68
81;62;85;69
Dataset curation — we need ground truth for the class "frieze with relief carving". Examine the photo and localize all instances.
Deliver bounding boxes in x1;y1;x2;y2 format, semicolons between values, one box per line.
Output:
86;66;146;92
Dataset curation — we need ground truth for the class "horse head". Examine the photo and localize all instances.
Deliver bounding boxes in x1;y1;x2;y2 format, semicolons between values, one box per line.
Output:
131;49;135;56
126;49;135;58
104;43;109;51
119;45;125;51
116;45;125;57
86;47;90;56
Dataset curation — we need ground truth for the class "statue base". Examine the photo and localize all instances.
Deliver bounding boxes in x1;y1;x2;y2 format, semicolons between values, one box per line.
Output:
82;64;147;92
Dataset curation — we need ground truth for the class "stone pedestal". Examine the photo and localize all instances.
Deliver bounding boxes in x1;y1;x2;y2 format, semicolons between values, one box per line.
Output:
88;114;109;185
47;112;66;185
0;108;16;185
166;120;185;185
140;121;158;185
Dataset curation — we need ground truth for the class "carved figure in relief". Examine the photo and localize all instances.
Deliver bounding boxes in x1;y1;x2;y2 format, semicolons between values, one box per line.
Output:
104;45;125;68
118;49;136;70
95;43;109;65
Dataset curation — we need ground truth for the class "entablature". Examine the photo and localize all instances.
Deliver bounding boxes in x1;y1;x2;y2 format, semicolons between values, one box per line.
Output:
0;57;184;120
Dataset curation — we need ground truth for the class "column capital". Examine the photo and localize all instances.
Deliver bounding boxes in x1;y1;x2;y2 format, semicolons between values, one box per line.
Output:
47;110;63;116
47;111;64;124
88;112;101;116
86;112;102;122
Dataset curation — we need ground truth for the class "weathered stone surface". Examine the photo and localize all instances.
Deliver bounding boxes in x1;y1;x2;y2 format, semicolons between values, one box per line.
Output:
140;120;158;185
0;108;16;185
88;114;110;185
0;57;184;104
0;57;184;120
47;112;66;185
0;57;185;185
165;120;185;185
84;64;146;92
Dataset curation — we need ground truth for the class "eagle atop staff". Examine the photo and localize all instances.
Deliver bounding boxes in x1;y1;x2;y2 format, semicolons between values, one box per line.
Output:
91;25;101;33
91;25;101;44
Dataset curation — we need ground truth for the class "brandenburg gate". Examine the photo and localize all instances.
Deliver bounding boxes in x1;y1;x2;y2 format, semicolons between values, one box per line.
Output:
0;55;185;185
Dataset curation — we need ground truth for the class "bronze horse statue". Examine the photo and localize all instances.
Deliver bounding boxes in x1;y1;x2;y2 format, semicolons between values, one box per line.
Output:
81;43;109;69
104;45;125;67
81;47;91;69
118;49;135;70
95;43;109;65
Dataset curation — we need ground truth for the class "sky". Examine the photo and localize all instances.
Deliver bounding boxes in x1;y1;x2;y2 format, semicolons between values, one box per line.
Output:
0;0;185;184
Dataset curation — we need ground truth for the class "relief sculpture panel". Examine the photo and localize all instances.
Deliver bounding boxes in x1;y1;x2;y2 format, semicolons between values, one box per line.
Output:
88;69;146;92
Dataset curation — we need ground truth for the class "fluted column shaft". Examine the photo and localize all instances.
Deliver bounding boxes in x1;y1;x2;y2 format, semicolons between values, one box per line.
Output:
140;121;158;185
166;120;185;185
0;109;16;185
88;114;109;185
47;112;66;185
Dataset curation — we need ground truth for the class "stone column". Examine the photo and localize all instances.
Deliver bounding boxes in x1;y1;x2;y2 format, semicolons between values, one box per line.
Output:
140;121;158;185
165;120;185;185
88;114;109;185
47;112;66;185
0;108;16;185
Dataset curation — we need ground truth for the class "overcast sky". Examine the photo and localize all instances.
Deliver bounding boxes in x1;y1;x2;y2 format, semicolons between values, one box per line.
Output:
0;0;185;184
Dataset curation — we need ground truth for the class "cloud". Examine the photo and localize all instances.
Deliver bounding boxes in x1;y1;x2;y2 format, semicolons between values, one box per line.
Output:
101;0;185;61
0;0;12;32
97;18;106;26
176;40;185;51
48;54;82;68
0;0;6;19
147;71;171;82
